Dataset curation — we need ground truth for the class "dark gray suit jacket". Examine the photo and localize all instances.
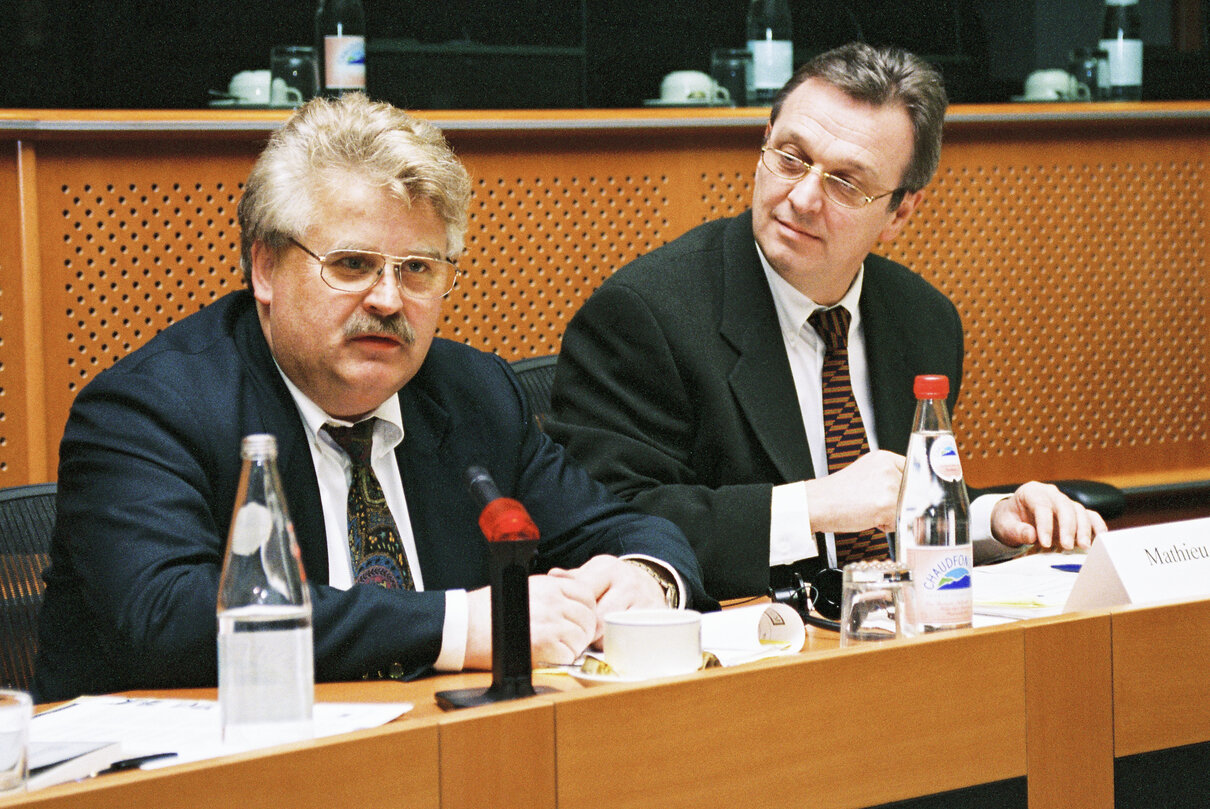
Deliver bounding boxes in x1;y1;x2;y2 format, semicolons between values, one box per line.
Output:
35;290;712;702
547;211;963;599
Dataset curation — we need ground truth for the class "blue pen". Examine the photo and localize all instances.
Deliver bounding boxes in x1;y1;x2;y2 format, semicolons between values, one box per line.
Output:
1051;563;1082;573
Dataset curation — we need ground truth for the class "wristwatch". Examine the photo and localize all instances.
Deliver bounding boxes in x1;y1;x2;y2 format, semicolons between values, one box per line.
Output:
625;559;680;608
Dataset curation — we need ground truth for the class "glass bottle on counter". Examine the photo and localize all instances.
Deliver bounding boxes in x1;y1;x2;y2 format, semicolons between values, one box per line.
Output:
315;0;367;96
217;434;314;747
894;375;973;635
746;0;792;105
1099;0;1143;101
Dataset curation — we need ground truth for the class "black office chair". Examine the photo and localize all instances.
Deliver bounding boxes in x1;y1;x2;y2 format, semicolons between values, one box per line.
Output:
510;354;559;430
0;482;57;691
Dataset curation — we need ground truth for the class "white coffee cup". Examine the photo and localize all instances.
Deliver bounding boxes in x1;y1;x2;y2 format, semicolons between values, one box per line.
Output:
1023;69;1091;101
660;70;731;104
603;609;702;679
228;70;272;104
271;77;304;107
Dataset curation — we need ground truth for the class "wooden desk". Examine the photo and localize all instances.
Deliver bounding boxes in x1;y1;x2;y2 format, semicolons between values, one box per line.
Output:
4;599;1207;809
9;600;1204;809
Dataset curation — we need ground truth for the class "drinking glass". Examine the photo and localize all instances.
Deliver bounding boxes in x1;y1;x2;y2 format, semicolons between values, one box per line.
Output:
270;46;319;108
711;48;752;107
840;561;910;646
0;690;32;795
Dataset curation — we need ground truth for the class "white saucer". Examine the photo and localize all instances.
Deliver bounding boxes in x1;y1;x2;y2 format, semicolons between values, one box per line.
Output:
208;98;282;109
642;98;734;108
569;670;645;687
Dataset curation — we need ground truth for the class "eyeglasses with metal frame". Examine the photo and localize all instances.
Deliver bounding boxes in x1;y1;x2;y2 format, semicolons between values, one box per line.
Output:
759;146;903;209
289;238;460;299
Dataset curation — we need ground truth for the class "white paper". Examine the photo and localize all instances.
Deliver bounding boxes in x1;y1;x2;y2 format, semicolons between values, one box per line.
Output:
972;551;1086;620
30;697;412;769
700;603;805;666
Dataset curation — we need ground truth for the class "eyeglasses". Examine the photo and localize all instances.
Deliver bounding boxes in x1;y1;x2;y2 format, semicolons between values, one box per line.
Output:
760;146;902;209
289;238;459;299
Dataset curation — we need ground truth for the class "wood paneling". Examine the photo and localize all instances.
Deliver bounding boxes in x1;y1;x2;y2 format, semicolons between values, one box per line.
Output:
1112;599;1210;757
1024;612;1115;808
0;104;1206;492
554;629;1026;809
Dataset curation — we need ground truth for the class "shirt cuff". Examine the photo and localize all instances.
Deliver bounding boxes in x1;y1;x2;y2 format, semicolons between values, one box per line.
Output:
620;554;686;609
970;492;1007;542
970;492;1030;565
433;589;469;671
770;481;819;566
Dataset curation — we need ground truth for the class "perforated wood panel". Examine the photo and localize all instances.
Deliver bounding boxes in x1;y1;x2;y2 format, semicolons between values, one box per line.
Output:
441;128;760;360
882;129;1208;484
3;112;1208;491
449;171;671;357
34;141;259;458
0;149;27;484
55;178;245;390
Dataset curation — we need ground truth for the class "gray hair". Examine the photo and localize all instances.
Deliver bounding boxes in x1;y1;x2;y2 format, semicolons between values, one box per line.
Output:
770;42;948;199
237;93;471;284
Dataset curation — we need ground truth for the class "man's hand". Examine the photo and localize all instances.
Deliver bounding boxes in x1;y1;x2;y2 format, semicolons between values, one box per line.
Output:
548;555;667;645
464;574;598;669
803;450;905;534
990;481;1107;551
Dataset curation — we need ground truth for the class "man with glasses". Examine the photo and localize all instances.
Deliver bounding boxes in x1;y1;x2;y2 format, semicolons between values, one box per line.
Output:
35;93;712;702
547;42;1105;604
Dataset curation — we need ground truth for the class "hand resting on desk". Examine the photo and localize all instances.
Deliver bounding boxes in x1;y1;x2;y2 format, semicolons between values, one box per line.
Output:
463;555;667;669
990;480;1107;551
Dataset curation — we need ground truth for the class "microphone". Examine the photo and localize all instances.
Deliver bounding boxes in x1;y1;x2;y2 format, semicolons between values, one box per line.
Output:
436;466;552;710
466;466;540;543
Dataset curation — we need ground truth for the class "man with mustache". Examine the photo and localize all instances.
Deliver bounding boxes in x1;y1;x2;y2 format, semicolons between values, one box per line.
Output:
547;42;1106;602
34;93;712;702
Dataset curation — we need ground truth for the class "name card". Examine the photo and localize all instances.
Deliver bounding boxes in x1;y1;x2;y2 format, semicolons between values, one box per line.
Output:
1064;517;1210;612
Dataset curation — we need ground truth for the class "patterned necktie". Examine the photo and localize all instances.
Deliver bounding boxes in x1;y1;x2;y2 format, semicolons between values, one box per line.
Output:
323;419;415;590
808;307;890;565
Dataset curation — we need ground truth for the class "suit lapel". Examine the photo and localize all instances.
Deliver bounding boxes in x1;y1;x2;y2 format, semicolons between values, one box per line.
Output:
718;214;815;483
394;366;452;564
230;296;330;584
859;261;915;455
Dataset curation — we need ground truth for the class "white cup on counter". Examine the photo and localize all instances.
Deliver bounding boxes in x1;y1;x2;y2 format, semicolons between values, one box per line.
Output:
603;609;702;679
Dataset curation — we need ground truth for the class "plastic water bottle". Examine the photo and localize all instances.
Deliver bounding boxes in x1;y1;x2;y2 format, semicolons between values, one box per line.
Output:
1099;0;1143;101
217;434;314;747
315;0;366;96
894;375;973;635
746;0;792;105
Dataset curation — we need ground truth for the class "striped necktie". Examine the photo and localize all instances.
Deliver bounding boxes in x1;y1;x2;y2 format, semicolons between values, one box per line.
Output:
323;419;415;590
808;306;890;564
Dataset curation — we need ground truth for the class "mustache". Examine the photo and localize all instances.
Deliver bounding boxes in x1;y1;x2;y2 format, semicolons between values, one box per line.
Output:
343;312;415;344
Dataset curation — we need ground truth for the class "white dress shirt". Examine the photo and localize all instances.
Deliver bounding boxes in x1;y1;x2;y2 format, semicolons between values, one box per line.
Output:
278;370;469;671
757;245;1003;568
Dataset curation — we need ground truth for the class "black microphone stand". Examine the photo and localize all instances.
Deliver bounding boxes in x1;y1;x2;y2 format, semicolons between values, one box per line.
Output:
436;467;555;710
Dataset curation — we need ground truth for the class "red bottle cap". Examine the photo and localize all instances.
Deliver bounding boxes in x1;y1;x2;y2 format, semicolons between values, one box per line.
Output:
913;374;949;400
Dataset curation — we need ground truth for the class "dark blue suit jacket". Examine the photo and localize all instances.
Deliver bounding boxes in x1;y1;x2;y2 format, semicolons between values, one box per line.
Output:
34;291;712;702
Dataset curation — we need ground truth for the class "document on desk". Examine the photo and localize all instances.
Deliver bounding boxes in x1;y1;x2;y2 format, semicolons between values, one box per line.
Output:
30;696;412;772
700;603;806;666
972;551;1086;621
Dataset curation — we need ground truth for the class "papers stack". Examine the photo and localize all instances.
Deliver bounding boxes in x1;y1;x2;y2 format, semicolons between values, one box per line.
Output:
972;551;1085;621
29;696;412;782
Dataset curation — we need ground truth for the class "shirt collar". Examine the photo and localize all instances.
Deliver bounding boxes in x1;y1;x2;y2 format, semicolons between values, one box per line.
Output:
756;241;865;347
276;365;405;456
